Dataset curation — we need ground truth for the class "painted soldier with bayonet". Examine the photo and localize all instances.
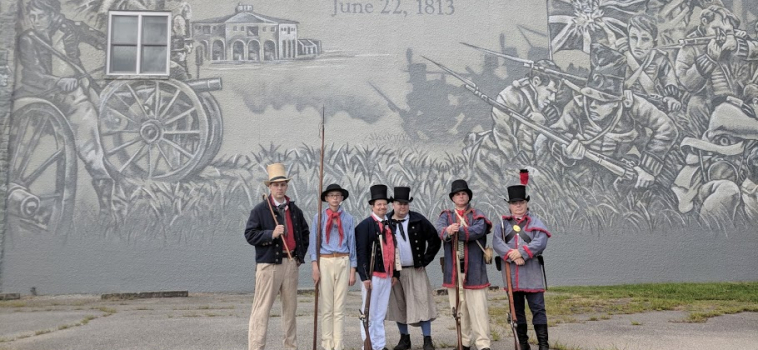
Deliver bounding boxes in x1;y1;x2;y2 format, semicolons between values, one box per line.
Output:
244;163;310;350
356;185;401;350
310;184;357;350
435;179;493;350
386;186;441;350
493;171;551;350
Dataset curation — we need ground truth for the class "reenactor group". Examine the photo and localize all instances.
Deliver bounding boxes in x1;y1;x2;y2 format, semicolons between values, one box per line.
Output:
245;163;551;350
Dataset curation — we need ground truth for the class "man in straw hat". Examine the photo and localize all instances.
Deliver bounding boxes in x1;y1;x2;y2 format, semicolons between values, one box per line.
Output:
386;186;441;350
244;163;310;350
356;184;401;350
493;170;551;350
310;183;357;350
549;43;678;190
434;179;492;350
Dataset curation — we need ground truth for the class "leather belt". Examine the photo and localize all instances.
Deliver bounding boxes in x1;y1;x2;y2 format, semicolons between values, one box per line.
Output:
321;252;349;258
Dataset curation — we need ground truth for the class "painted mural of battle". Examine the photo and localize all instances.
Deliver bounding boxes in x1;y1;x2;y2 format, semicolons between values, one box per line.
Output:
2;0;758;294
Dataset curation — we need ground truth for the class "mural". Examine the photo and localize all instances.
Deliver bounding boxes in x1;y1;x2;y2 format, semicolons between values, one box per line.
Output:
2;0;758;293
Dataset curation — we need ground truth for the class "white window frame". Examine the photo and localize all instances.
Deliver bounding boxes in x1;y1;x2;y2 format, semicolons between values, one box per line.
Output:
106;11;171;76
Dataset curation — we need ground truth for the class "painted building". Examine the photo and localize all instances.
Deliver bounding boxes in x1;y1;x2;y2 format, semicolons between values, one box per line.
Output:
0;0;757;295
193;3;321;62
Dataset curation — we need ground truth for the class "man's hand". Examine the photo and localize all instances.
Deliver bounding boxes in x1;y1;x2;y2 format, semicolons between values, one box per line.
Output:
634;166;655;188
446;223;461;235
312;263;320;284
564;139;586;160
272;225;284;238
663;96;681;112
392;277;398;286
349;269;356;286
527;111;547;125
56;77;79;92
507;250;523;261
363;280;372;290
515;258;525;265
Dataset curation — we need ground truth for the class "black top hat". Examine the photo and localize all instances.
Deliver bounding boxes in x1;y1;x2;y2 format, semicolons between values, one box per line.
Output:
321;183;349;202
564;43;626;102
505;185;530;203
368;184;391;205
391;186;414;203
448;179;473;201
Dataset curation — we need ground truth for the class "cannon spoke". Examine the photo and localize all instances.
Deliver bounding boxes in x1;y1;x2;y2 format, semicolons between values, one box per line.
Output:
163;130;201;135
21;148;64;186
106;136;142;156
125;83;150;120
158;89;181;120
163;107;196;126
160;137;194;158
156;142;177;171
18;116;48;179
104;106;140;127
119;143;147;173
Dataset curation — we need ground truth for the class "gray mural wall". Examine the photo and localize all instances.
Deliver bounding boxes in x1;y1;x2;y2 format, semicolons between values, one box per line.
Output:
1;0;757;294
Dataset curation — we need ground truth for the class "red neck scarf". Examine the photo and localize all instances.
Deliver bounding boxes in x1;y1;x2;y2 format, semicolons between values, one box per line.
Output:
372;215;395;278
325;208;344;246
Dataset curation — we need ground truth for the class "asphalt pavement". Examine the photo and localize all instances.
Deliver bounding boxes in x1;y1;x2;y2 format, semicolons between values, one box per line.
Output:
1;291;756;350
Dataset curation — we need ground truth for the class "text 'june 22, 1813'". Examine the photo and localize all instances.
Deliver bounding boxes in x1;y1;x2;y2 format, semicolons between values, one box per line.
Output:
332;0;455;17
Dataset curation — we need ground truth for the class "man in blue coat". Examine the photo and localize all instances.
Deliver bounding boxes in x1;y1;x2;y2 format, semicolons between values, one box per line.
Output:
493;182;551;350
435;179;492;350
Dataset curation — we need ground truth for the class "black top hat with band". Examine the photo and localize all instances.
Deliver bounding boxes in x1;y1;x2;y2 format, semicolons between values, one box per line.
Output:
564;43;626;102
391;186;413;203
448;179;473;201
368;184;391;205
505;185;530;203
321;183;349;202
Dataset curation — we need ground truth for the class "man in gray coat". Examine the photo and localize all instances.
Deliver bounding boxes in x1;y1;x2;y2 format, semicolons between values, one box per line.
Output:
493;182;551;350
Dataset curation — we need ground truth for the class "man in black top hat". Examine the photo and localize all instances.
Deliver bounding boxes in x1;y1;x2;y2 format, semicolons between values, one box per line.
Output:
434;179;492;350
493;175;551;350
549;43;678;190
356;184;401;350
386;187;441;350
309;183;357;350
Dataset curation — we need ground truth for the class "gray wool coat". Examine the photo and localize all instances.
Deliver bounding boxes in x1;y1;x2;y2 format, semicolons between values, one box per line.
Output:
492;211;551;292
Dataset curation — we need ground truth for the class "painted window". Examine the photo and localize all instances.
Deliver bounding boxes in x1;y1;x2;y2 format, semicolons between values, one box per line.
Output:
107;11;171;76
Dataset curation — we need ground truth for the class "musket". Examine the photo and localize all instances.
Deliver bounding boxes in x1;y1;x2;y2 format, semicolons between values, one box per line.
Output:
262;194;293;261
452;216;463;350
369;81;403;113
659;36;718;50
359;242;376;350
460;42;586;83
422;55;635;181
505;261;521;350
312;107;326;350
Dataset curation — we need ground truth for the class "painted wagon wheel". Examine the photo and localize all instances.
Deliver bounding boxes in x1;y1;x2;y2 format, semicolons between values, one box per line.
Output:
8;98;77;235
193;91;223;174
98;79;209;182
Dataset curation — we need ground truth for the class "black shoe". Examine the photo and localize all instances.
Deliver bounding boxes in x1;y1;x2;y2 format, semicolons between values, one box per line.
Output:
517;324;531;350
534;324;549;350
393;334;411;350
422;335;435;350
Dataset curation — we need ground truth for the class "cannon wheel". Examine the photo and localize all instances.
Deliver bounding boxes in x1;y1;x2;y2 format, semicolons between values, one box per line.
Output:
8;98;77;234
195;91;223;172
98;79;209;182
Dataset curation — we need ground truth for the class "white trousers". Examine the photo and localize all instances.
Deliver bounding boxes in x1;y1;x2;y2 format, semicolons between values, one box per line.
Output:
319;256;350;350
360;276;392;350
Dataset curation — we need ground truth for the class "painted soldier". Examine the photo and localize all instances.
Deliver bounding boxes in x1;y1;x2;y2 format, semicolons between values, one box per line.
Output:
493;177;551;350
386;186;441;350
17;0;126;223
435;179;492;350
675;5;758;138
244;163;310;350
356;184;401;350
617;14;683;114
673;84;758;221
310;184;357;350
550;43;679;190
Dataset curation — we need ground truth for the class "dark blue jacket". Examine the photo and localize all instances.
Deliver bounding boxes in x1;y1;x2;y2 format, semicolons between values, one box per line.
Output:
244;196;309;264
355;216;400;281
388;210;441;268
